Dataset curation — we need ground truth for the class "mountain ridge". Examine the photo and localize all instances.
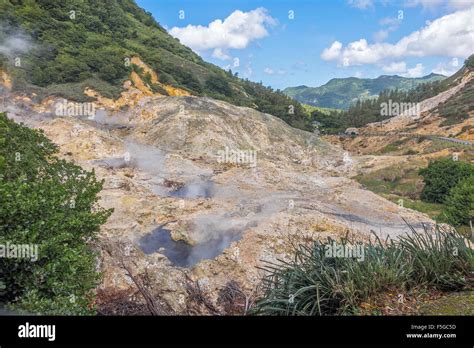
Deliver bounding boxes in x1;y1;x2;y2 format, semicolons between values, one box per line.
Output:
284;73;446;109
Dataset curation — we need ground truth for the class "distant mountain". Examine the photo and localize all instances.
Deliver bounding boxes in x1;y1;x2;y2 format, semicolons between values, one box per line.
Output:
283;73;446;109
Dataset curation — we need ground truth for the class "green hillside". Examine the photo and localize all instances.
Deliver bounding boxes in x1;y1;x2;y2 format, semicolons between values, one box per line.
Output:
0;0;311;130
301;103;341;115
284;73;446;109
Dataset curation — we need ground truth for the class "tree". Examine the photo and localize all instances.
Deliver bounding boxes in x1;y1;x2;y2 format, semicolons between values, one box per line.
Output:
205;75;233;96
419;159;474;203
440;175;474;227
0;113;112;314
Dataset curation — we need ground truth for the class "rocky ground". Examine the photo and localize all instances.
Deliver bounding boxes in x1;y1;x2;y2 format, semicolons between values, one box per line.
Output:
1;90;434;314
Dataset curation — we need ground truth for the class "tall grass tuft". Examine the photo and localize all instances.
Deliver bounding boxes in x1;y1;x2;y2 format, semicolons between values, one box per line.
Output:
252;222;474;315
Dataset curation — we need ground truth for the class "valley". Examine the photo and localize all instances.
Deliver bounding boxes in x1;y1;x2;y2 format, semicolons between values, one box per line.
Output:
2;85;434;313
0;0;473;318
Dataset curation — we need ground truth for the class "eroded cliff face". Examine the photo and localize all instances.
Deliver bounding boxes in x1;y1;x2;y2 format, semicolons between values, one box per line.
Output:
0;69;12;90
83;56;191;111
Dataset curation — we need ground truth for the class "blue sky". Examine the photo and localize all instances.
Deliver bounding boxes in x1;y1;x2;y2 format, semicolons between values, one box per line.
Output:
137;0;474;89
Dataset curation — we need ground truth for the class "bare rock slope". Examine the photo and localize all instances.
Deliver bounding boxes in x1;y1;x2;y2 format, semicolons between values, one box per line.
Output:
2;92;433;313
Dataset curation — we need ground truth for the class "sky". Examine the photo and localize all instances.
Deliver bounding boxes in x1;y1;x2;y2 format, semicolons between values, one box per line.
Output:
137;0;474;90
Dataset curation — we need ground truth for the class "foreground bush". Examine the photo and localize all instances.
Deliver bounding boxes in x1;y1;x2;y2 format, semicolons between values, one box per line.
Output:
0;113;112;314
252;223;474;315
419;158;474;203
440;175;474;227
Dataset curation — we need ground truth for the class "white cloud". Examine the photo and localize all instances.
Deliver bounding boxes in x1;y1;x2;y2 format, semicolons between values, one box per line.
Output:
432;65;457;76
432;58;462;76
402;63;425;77
169;8;276;56
382;61;407;73
212;48;231;60
347;0;374;9
375;16;402;41
321;8;474;66
321;41;342;61
373;30;389;42
381;61;424;77
448;0;474;9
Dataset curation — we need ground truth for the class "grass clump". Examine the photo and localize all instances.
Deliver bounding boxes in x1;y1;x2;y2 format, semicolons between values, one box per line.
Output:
252;223;473;315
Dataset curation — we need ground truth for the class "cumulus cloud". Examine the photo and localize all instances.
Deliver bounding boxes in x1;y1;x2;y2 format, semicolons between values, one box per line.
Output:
321;41;343;61
402;63;424;77
381;61;425;77
321;8;474;66
432;64;456;76
382;61;407;73
169;8;276;59
432;57;462;76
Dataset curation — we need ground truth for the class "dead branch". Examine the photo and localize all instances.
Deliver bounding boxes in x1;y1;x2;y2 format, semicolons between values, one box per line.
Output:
184;273;220;315
101;239;170;315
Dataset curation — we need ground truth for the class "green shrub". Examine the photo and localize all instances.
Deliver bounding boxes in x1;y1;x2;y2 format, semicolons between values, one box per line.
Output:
419;158;474;203
0;113;112;314
205;75;233;97
252;223;473;315
440;175;474;227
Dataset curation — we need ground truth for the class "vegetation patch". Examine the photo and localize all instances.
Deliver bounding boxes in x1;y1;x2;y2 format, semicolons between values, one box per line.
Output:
419;291;474;315
0;113;112;314
419;158;474;203
376;139;409;155
438;78;474;126
253;224;473;315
